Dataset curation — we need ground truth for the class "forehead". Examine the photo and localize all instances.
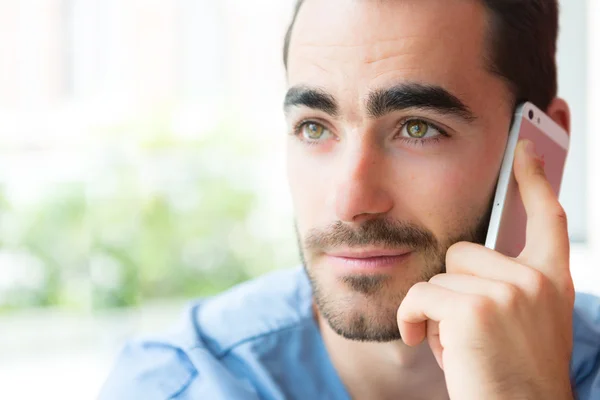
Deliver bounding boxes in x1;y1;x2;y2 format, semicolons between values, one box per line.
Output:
286;0;506;111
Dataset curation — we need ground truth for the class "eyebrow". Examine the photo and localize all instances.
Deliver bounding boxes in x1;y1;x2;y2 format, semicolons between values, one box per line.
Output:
366;83;476;122
284;86;339;116
284;83;476;123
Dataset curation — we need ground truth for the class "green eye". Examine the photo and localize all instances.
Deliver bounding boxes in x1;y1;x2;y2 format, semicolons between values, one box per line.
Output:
406;120;429;138
303;123;326;140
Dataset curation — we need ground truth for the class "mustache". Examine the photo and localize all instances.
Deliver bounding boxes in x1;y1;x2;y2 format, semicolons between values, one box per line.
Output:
303;219;439;252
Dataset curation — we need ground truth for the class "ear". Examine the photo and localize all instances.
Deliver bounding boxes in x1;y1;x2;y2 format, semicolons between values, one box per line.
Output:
545;97;571;135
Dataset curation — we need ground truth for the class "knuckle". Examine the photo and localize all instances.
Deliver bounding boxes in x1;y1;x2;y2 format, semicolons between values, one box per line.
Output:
496;283;520;309
560;278;576;304
445;246;459;267
543;201;568;222
408;281;429;296
522;269;549;297
428;274;445;285
445;241;471;267
463;295;494;319
531;162;547;179
553;204;568;226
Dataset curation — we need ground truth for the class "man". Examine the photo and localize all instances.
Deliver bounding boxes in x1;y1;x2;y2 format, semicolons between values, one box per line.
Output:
101;0;600;399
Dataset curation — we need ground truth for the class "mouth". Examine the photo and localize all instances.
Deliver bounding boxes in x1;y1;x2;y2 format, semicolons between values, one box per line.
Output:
324;248;413;272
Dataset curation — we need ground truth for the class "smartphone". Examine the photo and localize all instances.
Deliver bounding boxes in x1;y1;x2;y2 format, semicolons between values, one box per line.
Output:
484;102;570;258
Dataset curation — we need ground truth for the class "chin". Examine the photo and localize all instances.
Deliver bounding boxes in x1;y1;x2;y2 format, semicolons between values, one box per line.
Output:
320;290;405;342
309;268;416;342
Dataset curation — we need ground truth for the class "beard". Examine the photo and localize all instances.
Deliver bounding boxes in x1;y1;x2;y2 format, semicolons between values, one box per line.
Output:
297;213;490;343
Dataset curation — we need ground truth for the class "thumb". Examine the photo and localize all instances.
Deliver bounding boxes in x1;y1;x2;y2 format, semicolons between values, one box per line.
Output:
514;140;545;183
513;139;553;217
514;139;569;268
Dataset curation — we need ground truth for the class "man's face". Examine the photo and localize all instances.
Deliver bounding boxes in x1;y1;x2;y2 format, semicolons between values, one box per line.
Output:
285;0;514;342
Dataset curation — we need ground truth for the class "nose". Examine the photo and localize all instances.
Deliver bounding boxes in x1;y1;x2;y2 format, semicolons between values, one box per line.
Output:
333;139;394;224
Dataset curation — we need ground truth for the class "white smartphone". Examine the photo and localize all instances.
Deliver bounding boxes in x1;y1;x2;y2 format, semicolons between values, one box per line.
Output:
484;102;570;257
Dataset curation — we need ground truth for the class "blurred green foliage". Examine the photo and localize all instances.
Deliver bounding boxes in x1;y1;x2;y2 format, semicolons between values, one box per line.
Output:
0;111;298;312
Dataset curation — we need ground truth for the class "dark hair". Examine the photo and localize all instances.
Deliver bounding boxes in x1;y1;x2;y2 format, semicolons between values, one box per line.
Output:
283;0;559;111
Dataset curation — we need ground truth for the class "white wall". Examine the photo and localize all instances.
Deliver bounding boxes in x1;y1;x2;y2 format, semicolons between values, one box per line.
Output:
570;0;600;295
557;0;588;243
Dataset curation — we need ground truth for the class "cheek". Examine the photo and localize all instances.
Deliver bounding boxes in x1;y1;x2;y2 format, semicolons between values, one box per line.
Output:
403;144;504;235
286;144;329;228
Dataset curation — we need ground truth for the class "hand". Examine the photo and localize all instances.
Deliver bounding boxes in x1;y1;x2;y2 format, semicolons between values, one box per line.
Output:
397;140;575;400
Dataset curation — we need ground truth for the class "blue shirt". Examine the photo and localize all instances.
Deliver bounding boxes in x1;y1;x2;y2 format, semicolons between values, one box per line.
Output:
100;267;600;399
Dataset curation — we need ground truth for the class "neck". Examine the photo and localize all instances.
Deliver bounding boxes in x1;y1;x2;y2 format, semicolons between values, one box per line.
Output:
317;311;448;400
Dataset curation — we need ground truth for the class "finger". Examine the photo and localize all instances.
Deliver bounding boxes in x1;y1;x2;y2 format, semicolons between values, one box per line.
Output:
429;273;513;299
397;282;465;346
514;140;570;270
426;320;444;370
446;242;546;296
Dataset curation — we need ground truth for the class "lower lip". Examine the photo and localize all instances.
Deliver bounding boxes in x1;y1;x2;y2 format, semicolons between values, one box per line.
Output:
326;253;412;272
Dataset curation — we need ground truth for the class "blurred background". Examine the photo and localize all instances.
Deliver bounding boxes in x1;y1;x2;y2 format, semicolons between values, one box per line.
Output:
0;1;598;399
